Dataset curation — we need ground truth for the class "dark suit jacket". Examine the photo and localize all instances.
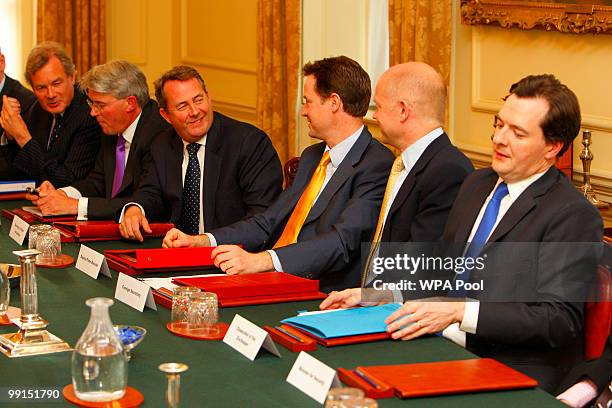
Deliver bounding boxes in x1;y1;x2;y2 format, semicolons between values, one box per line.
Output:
0;75;37;178
442;166;604;393
559;333;612;394
211;127;395;293
131;111;283;230
3;86;102;187
69;99;170;219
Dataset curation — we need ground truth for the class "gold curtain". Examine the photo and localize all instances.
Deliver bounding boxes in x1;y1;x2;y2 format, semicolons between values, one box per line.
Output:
37;0;106;75
256;0;301;165
388;0;452;85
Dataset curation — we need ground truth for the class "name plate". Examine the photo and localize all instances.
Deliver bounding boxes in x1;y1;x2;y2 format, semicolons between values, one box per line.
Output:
286;351;340;404
75;245;111;279
9;216;29;245
223;314;280;361
114;273;157;312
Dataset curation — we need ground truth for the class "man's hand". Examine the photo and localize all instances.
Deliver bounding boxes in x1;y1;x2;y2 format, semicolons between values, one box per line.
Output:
0;96;32;147
320;288;362;310
119;206;152;242
161;228;207;248
384;298;465;341
211;245;273;275
36;189;78;216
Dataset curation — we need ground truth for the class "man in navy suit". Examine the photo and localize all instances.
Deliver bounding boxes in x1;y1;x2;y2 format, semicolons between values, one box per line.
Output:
162;56;394;292
0;42;101;186
118;65;283;241
0;46;36;139
383;74;603;393
26;60;170;220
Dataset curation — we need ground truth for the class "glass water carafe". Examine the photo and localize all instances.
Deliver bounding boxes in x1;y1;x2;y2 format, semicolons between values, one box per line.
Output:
71;297;127;402
0;266;9;317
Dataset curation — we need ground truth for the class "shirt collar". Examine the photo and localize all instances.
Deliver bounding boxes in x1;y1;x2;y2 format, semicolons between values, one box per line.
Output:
182;134;207;150
496;168;549;201
325;125;364;168
120;111;142;144
400;127;444;172
0;76;5;94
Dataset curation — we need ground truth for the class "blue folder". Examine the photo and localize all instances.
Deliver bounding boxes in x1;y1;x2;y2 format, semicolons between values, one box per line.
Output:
281;303;402;339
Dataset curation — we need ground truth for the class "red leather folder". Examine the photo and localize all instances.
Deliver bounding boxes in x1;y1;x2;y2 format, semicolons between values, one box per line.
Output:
287;325;391;347
105;247;215;276
171;272;326;307
1;208;76;223
0;192;27;201
54;221;174;243
337;358;538;399
264;324;318;352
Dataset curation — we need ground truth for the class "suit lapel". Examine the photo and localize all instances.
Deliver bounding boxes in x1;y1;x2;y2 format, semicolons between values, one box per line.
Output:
203;113;222;228
117;101;153;195
104;137;117;195
167;131;184;204
304;128;371;224
455;170;498;243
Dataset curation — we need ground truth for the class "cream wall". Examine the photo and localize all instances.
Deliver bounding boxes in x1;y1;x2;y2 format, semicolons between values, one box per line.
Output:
107;0;257;124
449;1;612;205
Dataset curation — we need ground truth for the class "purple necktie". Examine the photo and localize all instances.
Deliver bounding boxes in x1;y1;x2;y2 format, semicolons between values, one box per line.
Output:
111;135;126;197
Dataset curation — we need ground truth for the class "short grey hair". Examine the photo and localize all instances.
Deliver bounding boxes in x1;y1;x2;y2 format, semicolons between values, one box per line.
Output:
79;60;149;107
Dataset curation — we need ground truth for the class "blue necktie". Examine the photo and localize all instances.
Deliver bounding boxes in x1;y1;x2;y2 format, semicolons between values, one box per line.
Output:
452;182;509;297
178;143;201;235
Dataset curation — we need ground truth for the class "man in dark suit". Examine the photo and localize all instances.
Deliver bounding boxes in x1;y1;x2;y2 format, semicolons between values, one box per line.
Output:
320;62;473;308
383;74;603;393
26;60;170;220
0;42;101;187
162;56;394;292
0;47;37;169
119;65;283;241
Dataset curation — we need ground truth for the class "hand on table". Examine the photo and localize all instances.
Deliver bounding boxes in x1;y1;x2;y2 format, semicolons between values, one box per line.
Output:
119;205;152;242
385;298;465;341
211;245;273;275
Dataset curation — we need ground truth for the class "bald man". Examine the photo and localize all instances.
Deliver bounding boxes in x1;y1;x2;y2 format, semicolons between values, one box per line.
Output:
321;61;473;308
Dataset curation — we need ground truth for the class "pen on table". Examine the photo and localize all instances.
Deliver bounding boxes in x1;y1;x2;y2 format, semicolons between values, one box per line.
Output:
355;367;381;389
274;326;304;343
25;187;39;196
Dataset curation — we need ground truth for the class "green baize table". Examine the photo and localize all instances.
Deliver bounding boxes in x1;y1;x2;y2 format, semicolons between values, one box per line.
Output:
0;200;565;407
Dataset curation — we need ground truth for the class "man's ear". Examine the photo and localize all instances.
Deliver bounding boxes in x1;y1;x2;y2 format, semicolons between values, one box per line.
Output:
545;140;564;160
125;95;138;112
159;107;171;124
398;99;411;123
328;93;343;113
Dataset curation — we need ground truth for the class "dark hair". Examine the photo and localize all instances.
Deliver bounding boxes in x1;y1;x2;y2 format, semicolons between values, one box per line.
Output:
25;42;76;86
508;74;580;157
302;56;371;117
154;65;207;109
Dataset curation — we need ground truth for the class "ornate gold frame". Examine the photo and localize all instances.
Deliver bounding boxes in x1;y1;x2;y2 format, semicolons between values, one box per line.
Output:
461;1;612;34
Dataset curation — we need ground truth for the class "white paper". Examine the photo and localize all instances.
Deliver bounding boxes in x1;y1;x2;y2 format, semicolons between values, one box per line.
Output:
223;314;280;360
9;216;29;245
75;245;111;279
286;352;340;404
114;273;156;312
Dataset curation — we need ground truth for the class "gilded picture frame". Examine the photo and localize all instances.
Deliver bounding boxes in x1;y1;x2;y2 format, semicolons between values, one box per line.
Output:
461;0;612;34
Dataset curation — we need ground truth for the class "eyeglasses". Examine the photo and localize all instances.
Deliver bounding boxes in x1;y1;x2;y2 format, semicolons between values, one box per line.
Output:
86;97;124;113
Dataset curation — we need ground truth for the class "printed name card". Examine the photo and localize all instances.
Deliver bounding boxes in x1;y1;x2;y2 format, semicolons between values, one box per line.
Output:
286;351;341;404
114;273;157;312
223;314;281;361
75;245;111;279
9;216;29;245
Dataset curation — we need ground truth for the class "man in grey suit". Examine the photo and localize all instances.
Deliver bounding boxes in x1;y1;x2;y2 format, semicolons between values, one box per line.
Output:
162;56;394;292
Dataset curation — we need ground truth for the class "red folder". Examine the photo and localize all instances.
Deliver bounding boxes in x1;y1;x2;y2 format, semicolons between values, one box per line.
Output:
105;247;215;275
337;358;538;399
0;192;27;201
54;221;173;243
1;208;76;223
286;325;391;347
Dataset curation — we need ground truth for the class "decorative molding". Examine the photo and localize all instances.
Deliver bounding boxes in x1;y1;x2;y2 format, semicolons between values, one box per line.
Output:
179;0;256;75
213;100;257;124
470;27;612;132
461;0;612;34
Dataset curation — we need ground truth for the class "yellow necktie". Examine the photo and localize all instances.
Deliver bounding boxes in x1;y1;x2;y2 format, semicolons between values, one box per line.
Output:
361;155;405;286
274;151;331;248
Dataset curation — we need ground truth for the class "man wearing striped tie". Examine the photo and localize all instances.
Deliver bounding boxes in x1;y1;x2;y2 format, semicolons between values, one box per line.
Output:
26;60;169;220
162;56;394;292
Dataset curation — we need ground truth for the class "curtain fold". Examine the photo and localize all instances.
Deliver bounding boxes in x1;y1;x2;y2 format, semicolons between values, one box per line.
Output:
256;0;300;165
37;0;106;75
388;0;452;85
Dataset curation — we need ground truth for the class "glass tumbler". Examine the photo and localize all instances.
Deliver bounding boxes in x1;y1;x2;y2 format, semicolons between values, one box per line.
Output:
325;387;365;408
35;227;61;263
171;287;201;324
29;224;53;250
187;292;218;334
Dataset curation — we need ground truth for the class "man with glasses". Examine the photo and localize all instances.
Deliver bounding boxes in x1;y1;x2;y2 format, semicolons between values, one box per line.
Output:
26;60;170;220
119;65;282;241
0;42;101;186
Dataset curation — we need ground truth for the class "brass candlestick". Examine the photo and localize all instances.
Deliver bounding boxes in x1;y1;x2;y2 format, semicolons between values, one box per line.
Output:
579;130;609;209
159;362;189;407
0;250;71;358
